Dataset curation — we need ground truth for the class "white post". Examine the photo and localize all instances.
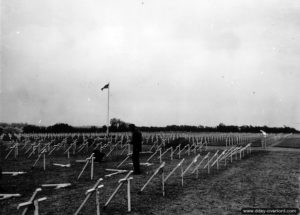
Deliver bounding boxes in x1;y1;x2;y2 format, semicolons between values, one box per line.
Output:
43;153;46;171
181;165;183;186
15;144;18;159
96;187;100;215
162;168;165;196
127;178;131;212
91;156;94;180
207;158;210;174
34;200;39;215
107;83;110;137
159;148;162;163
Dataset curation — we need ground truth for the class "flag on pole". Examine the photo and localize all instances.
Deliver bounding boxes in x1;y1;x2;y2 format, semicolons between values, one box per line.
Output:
101;83;109;91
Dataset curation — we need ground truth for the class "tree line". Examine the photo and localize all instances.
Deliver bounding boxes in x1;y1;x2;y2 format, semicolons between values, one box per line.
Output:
10;119;297;134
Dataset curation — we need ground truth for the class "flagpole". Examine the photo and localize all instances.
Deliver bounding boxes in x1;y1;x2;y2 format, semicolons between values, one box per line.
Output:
107;82;110;137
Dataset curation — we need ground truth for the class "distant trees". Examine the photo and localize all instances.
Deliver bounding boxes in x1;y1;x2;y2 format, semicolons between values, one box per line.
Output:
47;123;74;133
139;124;298;133
110;118;128;132
23;125;44;133
22;123;106;133
1;121;298;134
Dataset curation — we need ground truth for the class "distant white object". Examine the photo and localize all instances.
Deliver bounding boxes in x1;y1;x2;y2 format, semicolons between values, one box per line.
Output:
260;130;267;137
105;169;128;178
75;160;87;163
128;162;154;167
42;183;71;189
2;171;26;176
53;163;71;168
0;193;21;200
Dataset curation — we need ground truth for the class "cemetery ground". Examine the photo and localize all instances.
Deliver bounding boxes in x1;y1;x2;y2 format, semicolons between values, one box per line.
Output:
1;136;300;215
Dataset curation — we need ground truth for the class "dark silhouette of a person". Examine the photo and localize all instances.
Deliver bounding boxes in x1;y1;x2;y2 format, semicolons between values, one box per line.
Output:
129;124;142;174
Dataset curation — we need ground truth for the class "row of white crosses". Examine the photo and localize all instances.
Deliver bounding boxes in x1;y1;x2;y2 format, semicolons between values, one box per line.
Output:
3;134;252;213
139;143;252;197
5;140;52;170
6;132;255;162
116;137;207;169
5;132;191;161
11;135;105;162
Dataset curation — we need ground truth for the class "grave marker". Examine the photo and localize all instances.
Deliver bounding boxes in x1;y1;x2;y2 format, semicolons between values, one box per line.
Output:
192;152;210;178
104;171;133;212
17;188;47;215
74;178;104;215
53;163;71;168
2;171;26;176
0;193;21;200
77;153;95;180
42;183;71;189
181;154;200;186
140;162;165;196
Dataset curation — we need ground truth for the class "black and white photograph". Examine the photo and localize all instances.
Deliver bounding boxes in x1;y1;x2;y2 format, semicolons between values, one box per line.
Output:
0;0;299;214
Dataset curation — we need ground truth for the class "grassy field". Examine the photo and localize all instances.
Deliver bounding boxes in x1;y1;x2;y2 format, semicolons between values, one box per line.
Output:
1;137;299;215
275;135;300;149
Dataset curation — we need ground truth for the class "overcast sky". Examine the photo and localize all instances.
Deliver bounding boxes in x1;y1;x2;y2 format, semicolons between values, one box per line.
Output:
1;0;299;129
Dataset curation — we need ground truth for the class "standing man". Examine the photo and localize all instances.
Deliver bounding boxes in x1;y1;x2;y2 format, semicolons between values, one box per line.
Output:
129;124;142;174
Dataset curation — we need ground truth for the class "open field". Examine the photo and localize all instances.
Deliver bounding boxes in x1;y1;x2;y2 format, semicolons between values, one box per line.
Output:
1;133;299;215
274;134;300;149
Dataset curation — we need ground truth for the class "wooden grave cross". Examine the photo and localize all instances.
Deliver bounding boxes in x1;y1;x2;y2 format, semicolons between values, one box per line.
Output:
32;149;47;170
74;178;104;215
181;154;200;186
192;152;210;178
77;153;95;180
140;162;165;196
0;193;21;200
17;188;47;215
5;142;19;160
105;169;128;178
164;159;185;193
204;150;219;174
104;171;133;212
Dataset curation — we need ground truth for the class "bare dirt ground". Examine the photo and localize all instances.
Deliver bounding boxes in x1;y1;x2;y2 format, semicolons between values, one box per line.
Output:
1;137;300;215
